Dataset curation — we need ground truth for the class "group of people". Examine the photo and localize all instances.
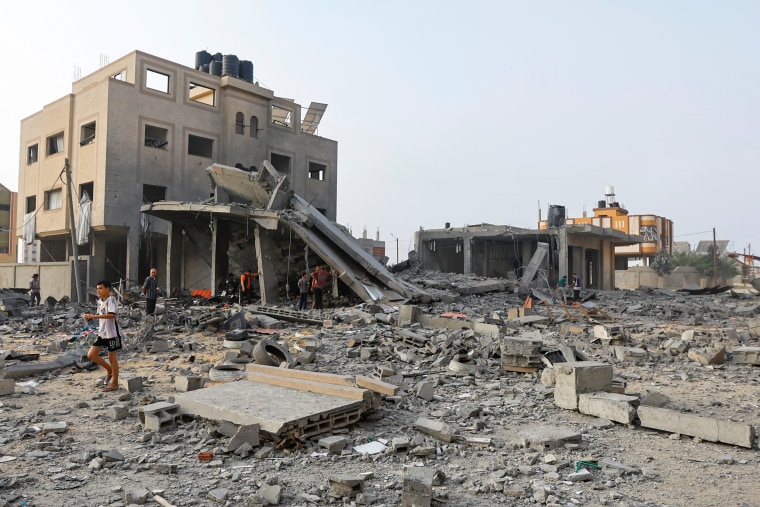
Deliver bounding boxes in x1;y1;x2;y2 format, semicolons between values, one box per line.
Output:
298;265;339;310
557;272;582;303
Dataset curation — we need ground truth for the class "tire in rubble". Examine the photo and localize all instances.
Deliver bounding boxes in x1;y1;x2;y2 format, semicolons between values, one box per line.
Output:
253;339;294;368
208;364;247;382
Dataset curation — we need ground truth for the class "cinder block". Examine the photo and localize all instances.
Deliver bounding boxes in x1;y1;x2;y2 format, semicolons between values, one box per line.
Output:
138;402;180;432
226;423;260;452
175;375;204;392
318;435;348;453
414;417;457;443
578;392;638;424
398;305;420;325
554;361;612;411
402;466;434;507
108;404;129;421
0;378;14;396
120;376;143;393
637;405;755;448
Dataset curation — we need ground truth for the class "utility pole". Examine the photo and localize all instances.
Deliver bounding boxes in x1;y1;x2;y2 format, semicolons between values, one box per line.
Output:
712;227;717;287
65;159;84;303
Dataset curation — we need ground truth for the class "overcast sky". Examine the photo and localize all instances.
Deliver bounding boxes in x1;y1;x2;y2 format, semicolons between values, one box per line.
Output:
1;1;758;262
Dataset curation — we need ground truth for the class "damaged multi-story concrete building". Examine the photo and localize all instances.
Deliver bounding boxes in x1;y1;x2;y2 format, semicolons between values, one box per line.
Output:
14;49;337;298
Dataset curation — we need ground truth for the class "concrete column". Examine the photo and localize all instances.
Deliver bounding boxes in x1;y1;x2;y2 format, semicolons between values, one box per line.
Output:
126;227;140;290
254;225;280;305
462;236;472;275
210;218;230;297
558;228;568;278
166;222;183;298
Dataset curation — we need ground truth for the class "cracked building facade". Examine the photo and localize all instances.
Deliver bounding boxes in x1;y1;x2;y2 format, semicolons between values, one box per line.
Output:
16;50;337;295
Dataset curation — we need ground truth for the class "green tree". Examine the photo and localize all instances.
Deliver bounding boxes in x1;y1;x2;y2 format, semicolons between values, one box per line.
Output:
651;249;675;276
672;249;739;283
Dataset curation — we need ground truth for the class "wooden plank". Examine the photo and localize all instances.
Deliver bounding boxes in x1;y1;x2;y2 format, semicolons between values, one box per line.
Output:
355;375;399;396
248;371;369;402
543;300;553;318
246;363;355;387
560;299;572;320
501;365;538;373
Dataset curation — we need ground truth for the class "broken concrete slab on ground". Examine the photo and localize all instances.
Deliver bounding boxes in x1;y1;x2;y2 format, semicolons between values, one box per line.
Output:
141;162;431;306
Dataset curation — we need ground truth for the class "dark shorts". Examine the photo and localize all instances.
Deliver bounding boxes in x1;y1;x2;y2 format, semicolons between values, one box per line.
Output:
93;334;122;352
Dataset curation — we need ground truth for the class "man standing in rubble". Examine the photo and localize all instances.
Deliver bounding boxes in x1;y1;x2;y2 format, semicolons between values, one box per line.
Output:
142;267;158;315
571;272;582;303
29;273;41;306
240;268;259;305
311;265;337;310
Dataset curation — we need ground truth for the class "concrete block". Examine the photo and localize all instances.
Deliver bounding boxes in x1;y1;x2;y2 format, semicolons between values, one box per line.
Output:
554;361;613;410
119;376;143;393
398;305;420;325
614;346;648;362
415;381;435;401
514;426;582;450
328;474;365;498
637;405;755;448
747;317;760;338
731;346;760;365
138;401;180;432
108;404;129;421
578;392;638;424
402;466;434;507
414;417;457;443
226;423;260;452
318;435;348;453
148;340;170;353
392;436;410;453
175;375;204;392
0;378;14;395
687;346;726;365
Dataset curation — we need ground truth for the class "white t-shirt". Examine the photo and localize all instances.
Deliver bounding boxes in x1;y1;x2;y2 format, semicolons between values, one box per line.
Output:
97;296;119;338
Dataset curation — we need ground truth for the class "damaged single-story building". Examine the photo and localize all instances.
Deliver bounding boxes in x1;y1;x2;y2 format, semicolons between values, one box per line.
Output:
414;222;642;291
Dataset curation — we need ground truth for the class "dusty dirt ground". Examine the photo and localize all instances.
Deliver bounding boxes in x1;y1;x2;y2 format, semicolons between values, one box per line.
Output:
1;277;759;507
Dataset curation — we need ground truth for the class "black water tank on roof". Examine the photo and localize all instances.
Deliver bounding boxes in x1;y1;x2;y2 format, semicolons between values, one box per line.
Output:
209;60;222;76
200;63;210;73
222;54;239;77
195;50;211;70
547;205;566;228
598;200;606;208
212;52;223;62
239;60;254;82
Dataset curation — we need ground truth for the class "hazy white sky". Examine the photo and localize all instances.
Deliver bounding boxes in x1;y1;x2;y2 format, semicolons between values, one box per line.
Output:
2;1;758;261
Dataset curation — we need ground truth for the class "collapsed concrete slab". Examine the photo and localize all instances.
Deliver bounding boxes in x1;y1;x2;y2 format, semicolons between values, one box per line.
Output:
142;162;431;305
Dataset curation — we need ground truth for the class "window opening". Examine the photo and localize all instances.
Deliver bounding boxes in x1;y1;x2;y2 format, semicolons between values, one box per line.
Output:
188;134;213;158
143;184;166;203
188;81;215;106
26;196;37;213
27;144;38;164
146;69;170;93
80;121;96;146
47;133;64;156
145;125;169;149
235;112;245;135
270;153;291;174
45;189;62;210
308;162;326;181
250;116;259;138
79;182;94;201
112;70;126;81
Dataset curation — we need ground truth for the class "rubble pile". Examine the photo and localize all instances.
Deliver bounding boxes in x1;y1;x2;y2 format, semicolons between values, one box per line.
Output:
0;274;759;506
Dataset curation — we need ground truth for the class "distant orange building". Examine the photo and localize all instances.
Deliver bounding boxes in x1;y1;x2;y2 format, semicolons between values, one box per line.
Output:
0;184;17;263
539;185;673;269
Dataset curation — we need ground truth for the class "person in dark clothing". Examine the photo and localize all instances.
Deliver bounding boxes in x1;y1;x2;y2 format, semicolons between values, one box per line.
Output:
142;268;158;315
